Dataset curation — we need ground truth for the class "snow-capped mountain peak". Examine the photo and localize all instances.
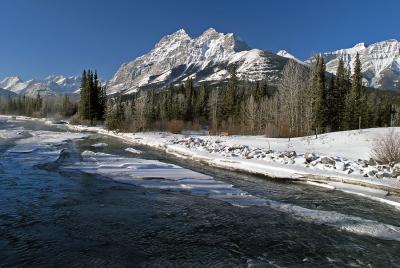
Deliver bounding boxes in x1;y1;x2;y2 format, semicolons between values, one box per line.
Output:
311;39;400;90
0;75;81;96
108;28;287;94
276;50;303;64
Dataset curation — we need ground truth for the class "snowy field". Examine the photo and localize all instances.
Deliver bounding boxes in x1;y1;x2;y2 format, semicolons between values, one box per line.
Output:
65;123;400;209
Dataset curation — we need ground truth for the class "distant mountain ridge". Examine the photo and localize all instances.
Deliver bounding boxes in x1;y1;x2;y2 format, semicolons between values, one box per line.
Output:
307;39;400;90
0;75;81;96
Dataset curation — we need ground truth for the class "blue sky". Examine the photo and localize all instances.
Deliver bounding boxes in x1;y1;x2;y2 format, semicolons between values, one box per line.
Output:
0;0;398;80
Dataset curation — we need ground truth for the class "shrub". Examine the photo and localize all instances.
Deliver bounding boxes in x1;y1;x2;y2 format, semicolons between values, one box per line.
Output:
371;129;400;164
167;120;184;134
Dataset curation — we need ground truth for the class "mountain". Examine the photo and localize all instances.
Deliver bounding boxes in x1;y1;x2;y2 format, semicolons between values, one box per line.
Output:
276;50;303;64
309;39;400;90
0;87;17;97
0;75;81;96
108;28;289;94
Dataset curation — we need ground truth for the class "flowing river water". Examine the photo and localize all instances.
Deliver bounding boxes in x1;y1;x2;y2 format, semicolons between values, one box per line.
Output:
0;118;400;267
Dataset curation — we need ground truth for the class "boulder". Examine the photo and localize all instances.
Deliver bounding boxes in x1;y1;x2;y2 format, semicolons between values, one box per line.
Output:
368;158;377;166
320;156;336;166
391;169;400;178
376;172;391;179
335;161;346;171
304;152;317;163
285;151;297;159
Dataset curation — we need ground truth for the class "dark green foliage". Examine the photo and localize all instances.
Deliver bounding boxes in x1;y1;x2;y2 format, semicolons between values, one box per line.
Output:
345;53;368;129
335;58;350;130
310;56;328;132
1;63;399;137
104;98;125;130
79;69;106;124
222;65;238;120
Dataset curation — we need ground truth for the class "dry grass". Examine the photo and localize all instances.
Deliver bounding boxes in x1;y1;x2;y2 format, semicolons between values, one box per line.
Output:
371;129;400;164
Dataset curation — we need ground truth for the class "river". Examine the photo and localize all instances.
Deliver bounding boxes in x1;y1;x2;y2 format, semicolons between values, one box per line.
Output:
0;118;399;267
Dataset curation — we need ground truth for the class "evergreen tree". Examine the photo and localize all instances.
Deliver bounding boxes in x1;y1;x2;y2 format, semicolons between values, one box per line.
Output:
310;56;327;133
223;65;238;120
195;84;208;120
335;58;348;130
345;53;367;129
78;69;106;124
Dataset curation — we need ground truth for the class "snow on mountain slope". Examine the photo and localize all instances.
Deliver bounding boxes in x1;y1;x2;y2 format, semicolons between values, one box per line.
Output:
0;87;17;97
310;39;400;90
0;75;81;96
108;28;288;94
276;50;303;64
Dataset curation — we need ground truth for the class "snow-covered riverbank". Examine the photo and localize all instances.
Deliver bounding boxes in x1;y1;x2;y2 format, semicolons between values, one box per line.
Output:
2;115;400;209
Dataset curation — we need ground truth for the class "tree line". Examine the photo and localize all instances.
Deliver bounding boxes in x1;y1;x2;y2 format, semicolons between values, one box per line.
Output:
103;54;397;136
0;61;398;137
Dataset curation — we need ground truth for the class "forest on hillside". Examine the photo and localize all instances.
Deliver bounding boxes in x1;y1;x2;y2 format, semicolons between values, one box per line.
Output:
0;54;398;138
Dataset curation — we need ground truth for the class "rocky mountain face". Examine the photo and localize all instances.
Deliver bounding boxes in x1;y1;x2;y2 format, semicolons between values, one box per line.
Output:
108;28;288;94
0;75;81;96
276;50;303;64
309;39;400;90
0;87;16;97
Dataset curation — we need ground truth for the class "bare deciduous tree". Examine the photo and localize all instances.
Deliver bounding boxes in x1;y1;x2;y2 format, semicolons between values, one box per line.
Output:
134;91;148;131
371;129;400;164
278;60;311;137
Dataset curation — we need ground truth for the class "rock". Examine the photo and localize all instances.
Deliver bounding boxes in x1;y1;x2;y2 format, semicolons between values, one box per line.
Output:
368;170;378;177
285;151;297;158
376;172;390;179
391;169;400;178
335;161;346;171
368;158;377;166
304;152;317;163
320;156;336;166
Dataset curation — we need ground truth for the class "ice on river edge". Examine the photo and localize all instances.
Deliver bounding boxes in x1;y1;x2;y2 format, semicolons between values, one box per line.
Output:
65;150;400;242
1;128;88;166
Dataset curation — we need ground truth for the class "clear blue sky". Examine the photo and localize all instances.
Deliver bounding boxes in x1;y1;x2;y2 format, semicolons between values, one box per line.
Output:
0;0;398;80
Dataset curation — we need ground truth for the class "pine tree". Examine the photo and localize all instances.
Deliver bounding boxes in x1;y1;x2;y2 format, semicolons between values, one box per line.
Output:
345;53;367;129
326;76;337;131
310;56;327;133
79;70;88;120
184;78;194;121
223;65;238;121
195;84;208;120
335;58;348;130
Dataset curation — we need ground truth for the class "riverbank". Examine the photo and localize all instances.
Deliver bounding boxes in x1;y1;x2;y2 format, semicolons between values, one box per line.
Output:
2;115;400;209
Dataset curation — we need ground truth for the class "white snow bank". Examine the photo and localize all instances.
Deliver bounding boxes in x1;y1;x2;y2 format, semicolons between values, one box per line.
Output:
3;130;88;166
0;129;24;139
91;142;108;148
125;147;142;154
64;125;400;209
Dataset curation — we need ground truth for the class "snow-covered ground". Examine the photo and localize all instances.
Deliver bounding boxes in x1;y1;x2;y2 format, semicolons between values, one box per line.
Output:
64;123;400;209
